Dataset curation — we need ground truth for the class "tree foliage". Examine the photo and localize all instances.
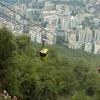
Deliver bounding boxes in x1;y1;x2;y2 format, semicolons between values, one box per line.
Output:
0;28;100;100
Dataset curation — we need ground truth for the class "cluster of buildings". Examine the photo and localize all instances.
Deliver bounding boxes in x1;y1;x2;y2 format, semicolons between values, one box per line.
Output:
0;0;56;45
0;0;100;54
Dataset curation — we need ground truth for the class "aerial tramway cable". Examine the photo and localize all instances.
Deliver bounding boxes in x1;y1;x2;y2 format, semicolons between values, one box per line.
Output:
0;2;49;59
0;2;55;37
0;2;68;60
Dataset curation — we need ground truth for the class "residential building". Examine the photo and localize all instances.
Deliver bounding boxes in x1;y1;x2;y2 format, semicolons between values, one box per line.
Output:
78;27;92;43
94;41;100;54
95;29;100;41
67;30;76;49
84;42;92;53
43;1;58;33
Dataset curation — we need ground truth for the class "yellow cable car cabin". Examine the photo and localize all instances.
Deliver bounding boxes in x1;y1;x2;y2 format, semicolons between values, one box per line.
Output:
40;48;48;60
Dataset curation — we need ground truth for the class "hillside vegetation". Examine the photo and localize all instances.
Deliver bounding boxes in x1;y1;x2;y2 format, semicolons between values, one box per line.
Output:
0;28;100;100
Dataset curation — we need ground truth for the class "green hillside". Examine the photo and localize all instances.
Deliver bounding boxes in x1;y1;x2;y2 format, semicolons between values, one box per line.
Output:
0;28;100;100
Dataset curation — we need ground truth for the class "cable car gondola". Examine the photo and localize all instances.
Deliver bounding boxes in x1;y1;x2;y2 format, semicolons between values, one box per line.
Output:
40;48;48;60
40;34;48;60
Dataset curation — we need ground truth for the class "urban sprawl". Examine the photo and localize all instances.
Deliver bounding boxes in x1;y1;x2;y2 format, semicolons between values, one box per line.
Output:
0;0;100;54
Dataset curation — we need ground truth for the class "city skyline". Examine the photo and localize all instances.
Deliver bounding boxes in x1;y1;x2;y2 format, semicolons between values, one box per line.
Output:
0;0;100;54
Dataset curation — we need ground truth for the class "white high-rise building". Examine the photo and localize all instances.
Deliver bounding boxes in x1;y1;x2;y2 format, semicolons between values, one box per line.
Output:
95;29;100;41
94;41;100;54
84;42;92;53
78;27;92;43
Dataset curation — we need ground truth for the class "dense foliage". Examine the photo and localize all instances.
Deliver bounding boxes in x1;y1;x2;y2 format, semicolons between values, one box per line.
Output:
0;28;100;100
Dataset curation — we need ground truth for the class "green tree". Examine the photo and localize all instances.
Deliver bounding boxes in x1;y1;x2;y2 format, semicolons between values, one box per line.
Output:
0;28;16;62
